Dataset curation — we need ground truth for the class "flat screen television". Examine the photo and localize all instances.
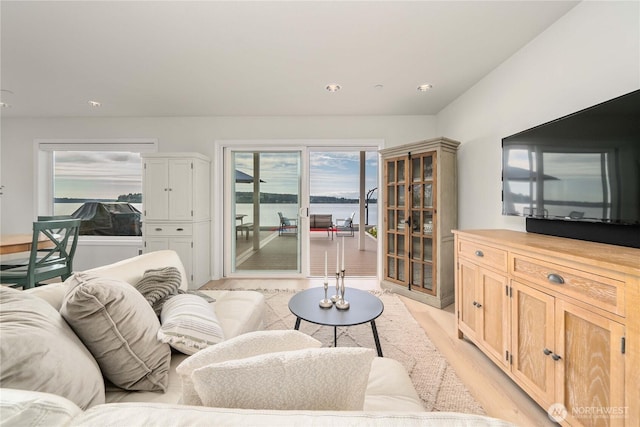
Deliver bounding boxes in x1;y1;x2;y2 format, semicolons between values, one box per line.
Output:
502;89;640;248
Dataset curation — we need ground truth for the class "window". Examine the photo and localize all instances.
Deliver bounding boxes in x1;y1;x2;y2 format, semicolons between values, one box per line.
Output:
37;139;157;237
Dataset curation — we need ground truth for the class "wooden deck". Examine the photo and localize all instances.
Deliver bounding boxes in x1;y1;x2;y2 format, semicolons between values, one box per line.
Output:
235;229;377;276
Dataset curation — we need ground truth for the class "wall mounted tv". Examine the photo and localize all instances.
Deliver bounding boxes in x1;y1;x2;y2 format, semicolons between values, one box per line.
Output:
502;89;640;248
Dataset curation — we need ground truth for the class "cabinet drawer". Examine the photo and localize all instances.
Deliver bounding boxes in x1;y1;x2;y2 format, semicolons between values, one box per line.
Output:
145;223;193;236
511;254;624;316
457;239;507;272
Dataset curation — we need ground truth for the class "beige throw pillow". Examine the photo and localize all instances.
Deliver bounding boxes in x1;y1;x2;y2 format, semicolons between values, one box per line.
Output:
192;347;376;410
176;330;322;405
60;272;171;392
0;287;105;409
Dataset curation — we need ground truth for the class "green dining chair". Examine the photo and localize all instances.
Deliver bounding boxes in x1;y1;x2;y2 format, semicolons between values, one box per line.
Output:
0;218;81;289
0;215;75;270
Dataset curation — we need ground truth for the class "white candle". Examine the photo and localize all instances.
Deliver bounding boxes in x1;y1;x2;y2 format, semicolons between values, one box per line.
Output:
324;251;328;283
341;237;345;271
336;241;340;274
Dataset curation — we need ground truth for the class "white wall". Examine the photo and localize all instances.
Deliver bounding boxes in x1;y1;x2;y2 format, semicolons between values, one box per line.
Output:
437;1;640;231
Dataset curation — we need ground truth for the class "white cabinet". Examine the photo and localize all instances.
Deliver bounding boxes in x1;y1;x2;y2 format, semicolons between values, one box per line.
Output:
142;153;210;289
142;153;210;222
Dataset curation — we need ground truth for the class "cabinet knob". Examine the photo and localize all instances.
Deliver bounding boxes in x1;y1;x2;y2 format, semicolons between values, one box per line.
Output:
474;250;484;257
551;353;562;361
472;301;478;307
547;273;565;284
155;228;163;231
164;188;168;191
176;228;184;231
543;348;552;356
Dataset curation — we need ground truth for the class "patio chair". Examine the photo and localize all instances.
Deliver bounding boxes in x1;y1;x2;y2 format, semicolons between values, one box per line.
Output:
0;218;81;289
277;212;298;236
335;212;355;237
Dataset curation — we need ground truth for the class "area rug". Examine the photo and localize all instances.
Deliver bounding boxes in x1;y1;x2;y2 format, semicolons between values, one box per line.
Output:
253;289;485;415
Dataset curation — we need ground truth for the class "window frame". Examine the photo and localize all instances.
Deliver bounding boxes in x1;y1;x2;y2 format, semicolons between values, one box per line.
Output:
35;138;157;241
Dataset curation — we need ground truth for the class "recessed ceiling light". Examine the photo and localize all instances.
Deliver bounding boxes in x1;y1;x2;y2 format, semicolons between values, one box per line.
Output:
88;100;102;107
325;84;341;93
417;84;433;92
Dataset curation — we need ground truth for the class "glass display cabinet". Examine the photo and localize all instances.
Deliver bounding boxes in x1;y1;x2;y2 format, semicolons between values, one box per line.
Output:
380;137;460;308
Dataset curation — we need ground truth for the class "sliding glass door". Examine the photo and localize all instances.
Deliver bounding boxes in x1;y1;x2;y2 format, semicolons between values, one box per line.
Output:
231;151;303;274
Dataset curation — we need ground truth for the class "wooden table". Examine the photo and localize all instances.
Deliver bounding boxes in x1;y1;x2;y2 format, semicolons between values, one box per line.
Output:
0;234;52;255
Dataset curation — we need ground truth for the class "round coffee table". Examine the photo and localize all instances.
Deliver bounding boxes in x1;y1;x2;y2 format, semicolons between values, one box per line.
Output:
288;287;384;357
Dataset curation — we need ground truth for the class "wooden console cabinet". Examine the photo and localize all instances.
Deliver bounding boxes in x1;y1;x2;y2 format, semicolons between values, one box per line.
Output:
454;229;639;427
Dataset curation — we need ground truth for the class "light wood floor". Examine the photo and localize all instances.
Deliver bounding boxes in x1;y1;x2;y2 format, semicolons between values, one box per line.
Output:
202;278;554;426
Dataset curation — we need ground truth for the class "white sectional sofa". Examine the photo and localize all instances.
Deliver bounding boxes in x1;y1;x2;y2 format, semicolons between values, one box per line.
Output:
0;250;513;426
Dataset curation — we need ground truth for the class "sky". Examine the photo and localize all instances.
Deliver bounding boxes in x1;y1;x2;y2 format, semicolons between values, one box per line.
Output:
234;151;378;200
54;150;378;201
54;151;142;199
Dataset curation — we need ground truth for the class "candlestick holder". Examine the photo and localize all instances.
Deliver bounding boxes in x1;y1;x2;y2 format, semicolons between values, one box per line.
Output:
319;280;333;308
331;272;340;303
335;269;350;310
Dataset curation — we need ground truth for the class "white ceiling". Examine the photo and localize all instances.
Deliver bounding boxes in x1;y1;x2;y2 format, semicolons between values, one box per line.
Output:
1;1;579;118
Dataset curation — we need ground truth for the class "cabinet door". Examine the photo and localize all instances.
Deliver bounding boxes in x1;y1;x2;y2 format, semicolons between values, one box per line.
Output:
409;152;436;294
144;236;169;253
478;268;509;368
457;258;480;341
383;156;408;284
511;281;556;407
168;159;193;221
143;158;170;220
169;237;193;285
555;300;625;427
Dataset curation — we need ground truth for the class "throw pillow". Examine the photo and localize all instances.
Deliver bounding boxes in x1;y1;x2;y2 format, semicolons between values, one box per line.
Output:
60;272;171;392
192;347;376;410
0;287;105;409
134;266;182;315
176;330;322;406
158;293;225;355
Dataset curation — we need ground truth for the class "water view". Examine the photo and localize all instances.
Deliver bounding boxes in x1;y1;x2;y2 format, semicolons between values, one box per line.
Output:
235;203;377;228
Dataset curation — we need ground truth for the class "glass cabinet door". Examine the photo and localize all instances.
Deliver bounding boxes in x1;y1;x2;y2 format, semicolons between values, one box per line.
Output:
409;152;436;294
384;152;436;293
384;156;409;283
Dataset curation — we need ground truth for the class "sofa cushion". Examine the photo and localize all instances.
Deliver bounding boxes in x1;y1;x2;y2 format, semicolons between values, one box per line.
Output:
86;250;189;291
192;347;376;410
0;388;83;426
0;287;105;409
71;404;516;426
60;272;171;392
158;293;225;355
176;330;322;405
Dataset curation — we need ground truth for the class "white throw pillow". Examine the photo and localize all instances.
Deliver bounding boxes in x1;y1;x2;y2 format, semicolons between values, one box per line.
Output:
176;330;322;405
192;347;376;410
158;293;225;355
